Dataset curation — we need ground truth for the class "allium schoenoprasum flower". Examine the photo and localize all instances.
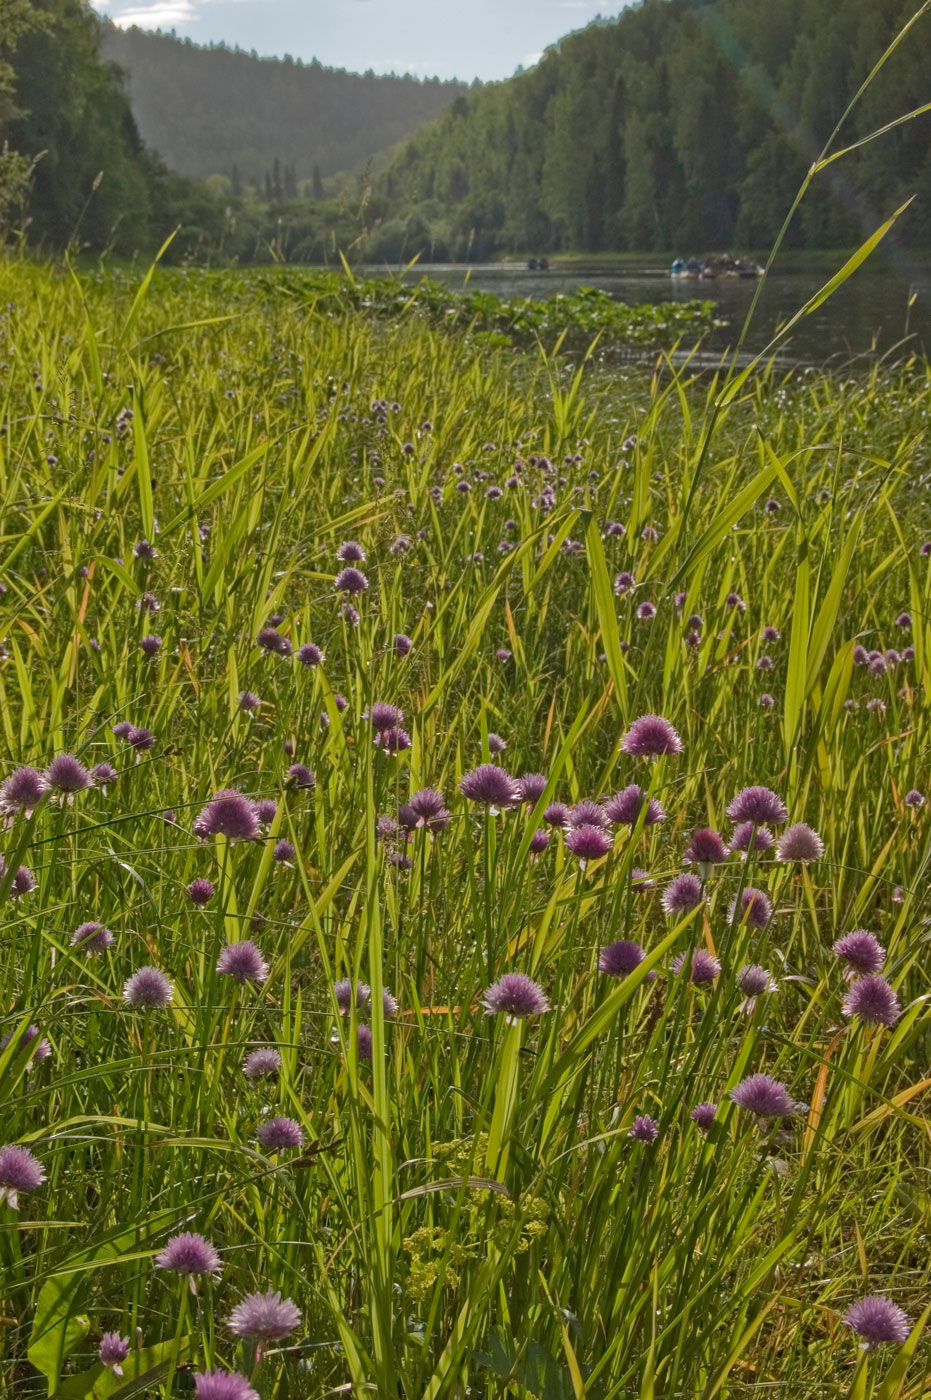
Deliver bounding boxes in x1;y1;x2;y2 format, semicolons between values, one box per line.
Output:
482;973;550;1021
844;1295;910;1348
620;714;683;758
904;789;924;808
71;921;114;954
487;733;506;754
1;1024;51;1064
368;701;403;732
842;974;900;1027
238;690;261;712
228;1288;301;1344
45;753;91;795
285;764;315;790
728;822;774;855
568;799;609;829
334;566;368;594
156;1232;220;1290
90;762;118;789
336;539;365;562
729;887;772;929
529;829;549;855
140;634;161;657
193;1371;259;1400
188;878;215;905
629;1114;659;1142
684;828;728;875
833;930;885;979
726;786;788;826
599;939;645;978
374;727;411;753
0;1144;46;1209
217;941;269;985
565;824;613;864
730;1073;795;1119
0;766;48;817
459;764;519;809
690;1102;717;1132
296;642;323;666
393;633;413;657
776;823;824;863
661;873;703;916
257;1116;304;1151
98;1333;130;1374
193;790;260;842
672;947;721;984
254;799;278;825
543;802;571;828
123;966;173;1009
516;773;548;806
243;1047;281;1080
256;627;291;656
603;785;665;826
273;839;295;865
408;788;451;831
9;864;36;897
334;980;370;1013
127;727;155;753
356;1024;374;1060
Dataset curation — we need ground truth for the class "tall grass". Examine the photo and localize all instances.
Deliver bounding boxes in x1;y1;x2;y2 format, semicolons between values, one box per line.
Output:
1;258;930;1398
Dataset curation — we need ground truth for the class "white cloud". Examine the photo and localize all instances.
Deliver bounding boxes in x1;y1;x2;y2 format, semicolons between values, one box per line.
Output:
524;51;544;66
103;0;198;26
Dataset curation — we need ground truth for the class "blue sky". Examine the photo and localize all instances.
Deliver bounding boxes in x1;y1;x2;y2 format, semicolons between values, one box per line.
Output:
90;0;631;81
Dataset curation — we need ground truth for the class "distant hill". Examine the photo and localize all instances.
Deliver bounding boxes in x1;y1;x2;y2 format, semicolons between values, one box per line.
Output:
373;0;931;258
100;22;471;190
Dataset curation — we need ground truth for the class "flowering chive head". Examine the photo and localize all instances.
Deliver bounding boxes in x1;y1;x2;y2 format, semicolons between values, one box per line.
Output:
517;773;548;806
286;764;315;790
0;1144;45;1208
91;762;118;788
408;788;451;830
356;1024;374;1059
140;634;162;656
621;714;683;758
776;823;824;863
833;930;885;977
335;566;368;594
728;822;774;854
98;1333;130;1373
0;1025;50;1063
187;878;215;905
905;789;924;808
661;873;703;916
459;764;519;808
895;612;912;629
568;799;609;829
0;766;48;816
193;1371;259;1400
529;828;549;855
684;828;728;871
194;790;260;841
257;1116;304;1151
228;1289;301;1342
123;967;173;1008
599;939;645;978
636;601;656;620
672;947;720;984
738;964;776;997
690;1102;717;1132
369;701;403;731
336;540;365;562
256;627;291;656
565;825;613;862
375;726;411;752
730;887;772;929
487;732;506;753
45;753;91;794
844;1295;910;1348
603;785;665;826
393;633;413;657
238;691;261;712
156;1232;220;1277
273;839;295;864
730;1073;794;1118
543;801;570;827
614;571;635;595
127;727;154;751
296;642;323;666
842;974;900;1027
726;786;787;825
629;1114;659;1142
243;1048;281;1083
71;921;114;954
482;973;550;1020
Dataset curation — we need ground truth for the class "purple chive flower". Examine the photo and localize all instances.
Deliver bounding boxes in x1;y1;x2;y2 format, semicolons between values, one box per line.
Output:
71;921;114;954
672;947;721;984
895;612;912;630
762;626;781;642
776;823;824;863
123;966;173;1008
273;839;295;864
133;539;157;561
738;964;777;1011
495;647;511;662
356;1024;374;1060
621;714;683;758
286;764;315;790
726;592;745;610
188;878;215;905
614;571;635;595
243;1047;281;1080
487;733;506;754
217;941;269;985
335;566;368;594
0;1144;45;1209
228;1289;301;1342
690;1102;717;1132
193;1372;259;1400
0;1024;50;1064
684;828;728;874
529;829;549;855
238;691;261;712
297;642;323;667
254;799;278;825
98;1333;130;1374
257;627;291;657
730;887;772;929
629;1114;659;1142
631;867;654;889
730;1073;795;1118
0;766;48;816
729;822;774;854
568;799;609;830
842;974;900;1027
603;785;665;826
726;786;787;826
334;980;370;1013
636;601;656;621
393;633;413;657
661;873;703;916
376;815;397;840
408;788;451;830
853;645;870;666
844;1295;910;1348
341;603;360;625
45;753;91;795
336;540;365;562
156;1232;220;1280
140;634;162;657
369;701;403;731
9;864;35;897
127;727;154;752
921;542;931;557
759;693;775;708
90;762;118;789
374;726;411;752
905;789;924;809
482;973;550;1020
517;773;548;806
194;790;260;842
565;824;613;863
543;801;571;828
599;939;645;978
459;764;519;809
833;930;885;978
257;1116;304;1151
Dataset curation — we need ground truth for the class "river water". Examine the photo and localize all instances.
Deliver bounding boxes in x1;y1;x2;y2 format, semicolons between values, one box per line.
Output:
362;254;931;366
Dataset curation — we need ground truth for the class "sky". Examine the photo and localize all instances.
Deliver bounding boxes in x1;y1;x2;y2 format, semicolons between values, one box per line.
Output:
90;0;632;82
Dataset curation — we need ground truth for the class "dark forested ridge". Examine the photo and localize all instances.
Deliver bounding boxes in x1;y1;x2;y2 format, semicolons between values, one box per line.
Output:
374;0;931;258
99;23;470;188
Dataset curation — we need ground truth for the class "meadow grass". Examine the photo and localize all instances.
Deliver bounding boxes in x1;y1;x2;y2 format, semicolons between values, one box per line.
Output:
1;257;931;1399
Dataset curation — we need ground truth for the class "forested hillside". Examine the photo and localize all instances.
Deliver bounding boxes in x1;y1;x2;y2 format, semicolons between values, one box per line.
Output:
374;0;931;257
100;24;470;190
